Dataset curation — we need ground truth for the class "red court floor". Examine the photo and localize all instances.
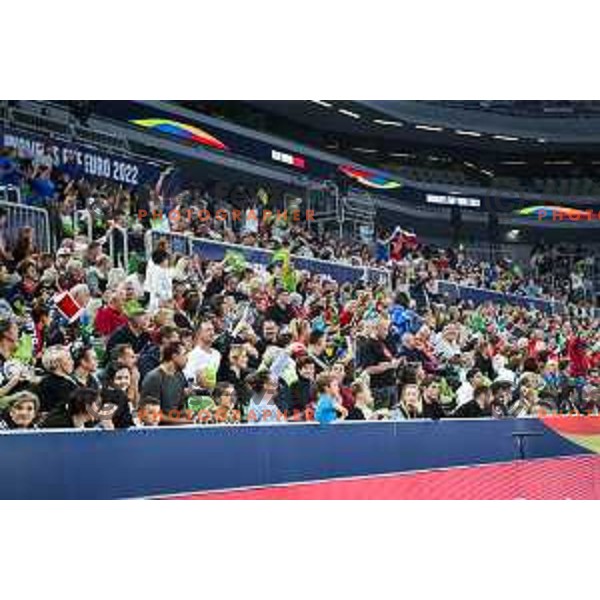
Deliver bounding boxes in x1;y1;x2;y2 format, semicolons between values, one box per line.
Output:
171;455;600;500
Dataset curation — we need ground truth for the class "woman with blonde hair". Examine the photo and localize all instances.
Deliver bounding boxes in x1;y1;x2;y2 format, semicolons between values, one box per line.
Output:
0;391;40;430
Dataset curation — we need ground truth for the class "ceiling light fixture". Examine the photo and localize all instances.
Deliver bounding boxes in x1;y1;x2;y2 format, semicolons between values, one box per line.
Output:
455;130;482;137
501;161;527;165
311;100;333;108
353;147;377;153
493;135;519;141
338;108;360;119
544;160;572;165
415;124;443;132
373;119;404;127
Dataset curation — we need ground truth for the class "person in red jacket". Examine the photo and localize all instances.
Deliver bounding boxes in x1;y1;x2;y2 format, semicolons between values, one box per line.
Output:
567;335;590;379
94;288;128;338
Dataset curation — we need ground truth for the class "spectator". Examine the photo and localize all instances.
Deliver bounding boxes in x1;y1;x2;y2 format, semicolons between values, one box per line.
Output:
453;384;492;418
184;320;221;390
141;341;191;425
41;387;104;429
0;319;24;399
0;391;40;430
106;309;151;356
71;344;100;389
37;345;77;414
315;371;348;424
359;317;400;410
136;395;162;427
94;288;128;338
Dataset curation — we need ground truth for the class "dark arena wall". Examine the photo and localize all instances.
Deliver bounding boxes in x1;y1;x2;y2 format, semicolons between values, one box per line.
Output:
1;417;600;500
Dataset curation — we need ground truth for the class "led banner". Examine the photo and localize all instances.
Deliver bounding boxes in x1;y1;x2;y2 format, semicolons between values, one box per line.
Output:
0;125;161;186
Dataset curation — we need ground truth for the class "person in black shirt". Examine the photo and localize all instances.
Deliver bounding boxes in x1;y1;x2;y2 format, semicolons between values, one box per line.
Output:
71;344;100;390
102;364;135;429
453;384;492;418
106;310;151;358
289;356;316;419
267;291;294;326
421;376;446;420
255;320;279;358
359;318;400;410
37;345;78;414
138;325;180;381
42;387;102;429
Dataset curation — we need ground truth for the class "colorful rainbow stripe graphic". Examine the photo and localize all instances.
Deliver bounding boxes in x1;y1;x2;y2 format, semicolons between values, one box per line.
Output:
130;118;228;151
338;165;402;190
517;205;598;220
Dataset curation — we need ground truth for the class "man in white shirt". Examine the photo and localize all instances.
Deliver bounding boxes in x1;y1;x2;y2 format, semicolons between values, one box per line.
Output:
456;368;485;407
183;321;221;389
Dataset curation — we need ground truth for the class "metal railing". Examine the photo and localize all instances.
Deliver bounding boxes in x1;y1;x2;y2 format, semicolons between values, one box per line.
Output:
437;280;565;314
0;199;52;254
145;230;391;287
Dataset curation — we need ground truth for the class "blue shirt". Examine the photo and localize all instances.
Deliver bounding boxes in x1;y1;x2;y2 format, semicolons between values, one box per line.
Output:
315;393;337;424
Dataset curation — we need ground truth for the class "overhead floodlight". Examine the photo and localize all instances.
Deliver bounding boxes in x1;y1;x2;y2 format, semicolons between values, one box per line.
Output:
373;119;404;127
338;108;361;119
415;124;443;132
493;135;519;141
455;130;482;137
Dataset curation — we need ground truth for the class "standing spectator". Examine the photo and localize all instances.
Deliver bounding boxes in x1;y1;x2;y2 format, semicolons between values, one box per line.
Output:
184;321;222;390
359;317;400;410
145;248;173;313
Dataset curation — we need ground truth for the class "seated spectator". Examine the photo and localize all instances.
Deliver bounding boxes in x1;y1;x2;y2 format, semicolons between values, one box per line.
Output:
213;383;241;424
455;367;486;408
346;381;375;420
289;356;316;419
42;387;105;429
141;341;191;425
453;384;492;418
392;383;423;419
218;344;251;412
37;345;77;414
421;376;445;420
106;309;151;357
315;371;347;424
138;325;180;381
246;371;282;423
0;391;40;430
94;288;128;338
136;396;162;427
108;343;140;407
0;319;25;399
71;344;100;389
103;364;135;428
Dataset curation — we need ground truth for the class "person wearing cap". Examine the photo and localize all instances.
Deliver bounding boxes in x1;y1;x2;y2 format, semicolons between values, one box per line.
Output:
0;391;40;430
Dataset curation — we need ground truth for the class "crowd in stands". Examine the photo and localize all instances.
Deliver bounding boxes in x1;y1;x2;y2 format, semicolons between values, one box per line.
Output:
1;141;600;431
